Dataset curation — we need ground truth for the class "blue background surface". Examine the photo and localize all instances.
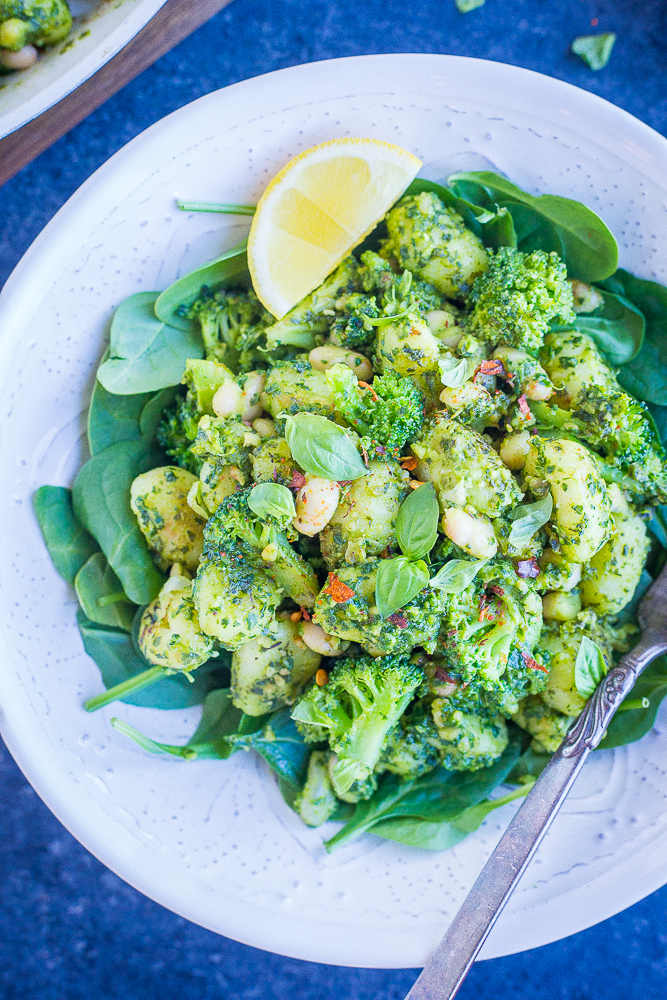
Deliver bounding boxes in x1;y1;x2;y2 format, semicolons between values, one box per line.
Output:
2;1;667;996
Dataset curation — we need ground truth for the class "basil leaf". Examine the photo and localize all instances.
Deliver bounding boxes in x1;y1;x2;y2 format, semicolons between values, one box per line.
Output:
574;635;608;700
72;440;166;605
154;241;250;331
438;356;475;388
395;482;439;561
598;269;667;406
572;33;616;71
325;731;522;850
599;655;667;749
375;555;430;619
98;292;204;395
455;0;484;10
447;171;618;282
74;552;137;632
77;611;220;709
33;485;99;584
574;288;645;365
248;482;296;523
283;413;367;480
429;557;487;593
508;494;553;546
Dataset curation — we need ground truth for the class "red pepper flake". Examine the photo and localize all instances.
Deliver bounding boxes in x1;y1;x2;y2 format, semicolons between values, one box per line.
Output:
361;441;369;467
375;444;387;456
300;606;311;621
475;359;506;378
387;612;409;629
434;667;457;684
591;16;598;25
358;380;379;402
517;558;540;579
489;585;505;597
522;652;548;674
517;395;531;417
342;500;356;518
291;470;306;491
400;456;418;471
447;629;457;638
323;572;355;603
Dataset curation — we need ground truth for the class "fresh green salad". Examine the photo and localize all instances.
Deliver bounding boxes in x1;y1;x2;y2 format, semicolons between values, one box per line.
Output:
34;169;667;852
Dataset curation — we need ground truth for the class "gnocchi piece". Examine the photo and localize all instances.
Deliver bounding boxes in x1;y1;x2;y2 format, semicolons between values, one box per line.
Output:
138;575;216;671
130;467;205;573
231;618;321;715
580;510;650;615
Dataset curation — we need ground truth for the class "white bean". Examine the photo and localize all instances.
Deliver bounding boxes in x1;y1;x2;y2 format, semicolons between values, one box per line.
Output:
300;622;346;655
293;476;341;536
308;345;373;382
542;590;582;620
241;371;266;421
212;380;243;418
442;507;498;559
0;44;38;70
426;310;462;350
500;431;531;471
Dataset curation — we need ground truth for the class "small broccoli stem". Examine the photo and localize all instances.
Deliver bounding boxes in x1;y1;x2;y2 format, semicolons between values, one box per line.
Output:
83;666;165;712
265;325;318;350
177;200;256;215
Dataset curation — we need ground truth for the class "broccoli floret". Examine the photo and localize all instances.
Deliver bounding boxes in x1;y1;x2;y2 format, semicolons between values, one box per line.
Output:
203;488;319;608
511;696;573;754
436;561;544;708
0;1;71;55
325;363;424;451
431;697;509;770
190;414;255;479
329;292;381;352
380;192;488;300
291;653;424;793
294;751;339;827
468;247;575;354
264;257;361;349
313;560;448;656
378;702;443;778
157;359;239;474
184;286;273;372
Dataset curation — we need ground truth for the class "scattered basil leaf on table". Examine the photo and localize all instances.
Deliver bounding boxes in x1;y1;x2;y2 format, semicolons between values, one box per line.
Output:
283;413;367;480
33;485;99;584
447;171;618;282
429;558;487;593
573;288;645;365
395;482;439;561
325;732;522;851
508;494;553;547
571;33;616;72
574;636;608;700
455;0;484;12
154;241;250;331
375;556;430;619
599;656;667;749
74;552;136;632
438;356;476;389
77;612;221;709
72;439;166;605
248;482;296;521
97;292;204;395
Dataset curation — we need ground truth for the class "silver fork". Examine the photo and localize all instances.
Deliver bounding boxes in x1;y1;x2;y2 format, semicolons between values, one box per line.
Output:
405;560;667;1000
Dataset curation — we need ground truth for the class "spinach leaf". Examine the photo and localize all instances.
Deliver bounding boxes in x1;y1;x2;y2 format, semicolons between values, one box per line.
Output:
283;413;367;480
429;557;487;593
74;552;136;632
447;171;618;282
248;482;295;522
573;288;645;365
395;482;439;561
508;494;553;547
501;202;563;257
88;380;175;455
375;556;430;619
97;292;203;395
72;439;166;605
33;485;99;584
647;404;667;445
506;745;551;784
325;732;522;850
154;240;250;331
599;656;667;749
372;782;532;851
572;33;616;71
237;708;312;788
574;636;608;699
598;269;667;405
438;356;476;388
77;612;217;709
138;387;178;441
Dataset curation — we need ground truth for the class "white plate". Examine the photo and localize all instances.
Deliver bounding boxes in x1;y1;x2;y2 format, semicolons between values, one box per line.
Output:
2;54;667;970
0;0;168;140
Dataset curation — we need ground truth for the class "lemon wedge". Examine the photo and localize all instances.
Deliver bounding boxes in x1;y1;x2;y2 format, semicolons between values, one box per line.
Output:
248;138;422;319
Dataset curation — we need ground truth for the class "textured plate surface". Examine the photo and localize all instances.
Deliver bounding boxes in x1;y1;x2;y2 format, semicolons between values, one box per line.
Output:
1;54;667;969
0;0;168;139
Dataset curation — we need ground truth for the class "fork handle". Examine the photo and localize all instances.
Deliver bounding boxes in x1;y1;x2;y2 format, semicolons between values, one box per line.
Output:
405;626;667;1000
